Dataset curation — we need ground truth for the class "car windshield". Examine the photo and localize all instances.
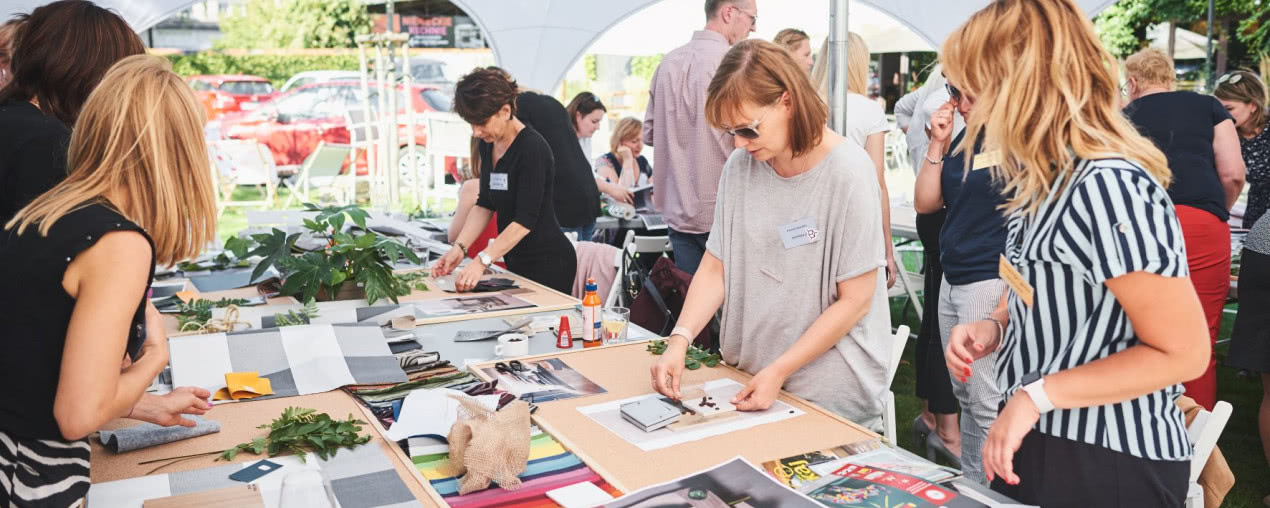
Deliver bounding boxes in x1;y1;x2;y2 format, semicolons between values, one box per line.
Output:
420;89;452;112
219;81;274;95
410;63;446;82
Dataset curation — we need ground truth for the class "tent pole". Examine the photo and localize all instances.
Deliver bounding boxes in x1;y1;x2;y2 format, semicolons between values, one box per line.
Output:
828;0;850;135
1205;0;1214;90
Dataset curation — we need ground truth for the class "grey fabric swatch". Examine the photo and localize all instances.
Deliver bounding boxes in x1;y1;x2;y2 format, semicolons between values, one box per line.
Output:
98;415;221;453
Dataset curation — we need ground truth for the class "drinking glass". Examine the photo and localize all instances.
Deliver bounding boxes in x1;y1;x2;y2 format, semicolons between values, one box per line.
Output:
602;307;630;345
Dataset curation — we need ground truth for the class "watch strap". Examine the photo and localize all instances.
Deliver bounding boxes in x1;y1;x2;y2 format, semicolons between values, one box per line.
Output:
1022;378;1055;413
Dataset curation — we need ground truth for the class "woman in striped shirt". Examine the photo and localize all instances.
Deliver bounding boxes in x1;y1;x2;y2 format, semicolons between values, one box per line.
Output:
940;1;1210;505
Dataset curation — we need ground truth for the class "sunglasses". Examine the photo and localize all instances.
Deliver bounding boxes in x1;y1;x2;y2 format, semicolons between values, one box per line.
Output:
724;104;776;139
1216;73;1243;86
945;82;962;102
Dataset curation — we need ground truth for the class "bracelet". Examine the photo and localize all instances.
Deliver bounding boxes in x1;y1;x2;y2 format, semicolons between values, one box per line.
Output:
985;317;1005;342
669;326;694;344
455;242;468;256
925;154;945;165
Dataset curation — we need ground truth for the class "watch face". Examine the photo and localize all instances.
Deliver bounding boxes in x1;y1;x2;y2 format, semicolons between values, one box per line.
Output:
1021;371;1041;385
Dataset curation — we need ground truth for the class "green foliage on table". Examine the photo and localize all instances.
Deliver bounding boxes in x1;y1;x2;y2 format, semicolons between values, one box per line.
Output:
646;340;722;370
272;300;320;327
394;271;430;292
216;0;370;51
219;407;371;463
247;203;421;306
176;298;251;330
177;236;255;272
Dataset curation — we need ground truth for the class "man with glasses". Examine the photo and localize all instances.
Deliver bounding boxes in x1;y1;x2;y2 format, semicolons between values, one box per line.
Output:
643;0;756;274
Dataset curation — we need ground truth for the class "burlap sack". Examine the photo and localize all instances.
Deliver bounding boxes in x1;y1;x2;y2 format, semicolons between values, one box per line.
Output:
445;396;531;495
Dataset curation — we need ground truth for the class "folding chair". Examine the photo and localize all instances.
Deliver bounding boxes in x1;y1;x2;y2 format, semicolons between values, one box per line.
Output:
882;325;912;444
345;108;381;201
208;139;277;216
282;141;354;207
1185;401;1233;508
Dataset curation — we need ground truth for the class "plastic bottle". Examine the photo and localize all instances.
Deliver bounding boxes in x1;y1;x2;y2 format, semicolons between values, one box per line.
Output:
581;278;602;348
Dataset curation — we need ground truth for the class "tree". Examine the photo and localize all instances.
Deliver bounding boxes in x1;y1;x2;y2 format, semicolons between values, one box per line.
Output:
217;0;371;49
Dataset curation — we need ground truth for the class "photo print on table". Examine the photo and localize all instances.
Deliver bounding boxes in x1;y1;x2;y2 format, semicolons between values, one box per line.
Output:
479;358;607;403
603;457;818;507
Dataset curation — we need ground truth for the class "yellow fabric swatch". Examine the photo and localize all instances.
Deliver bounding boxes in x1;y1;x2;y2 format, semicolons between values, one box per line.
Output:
174;290;198;303
212;372;274;401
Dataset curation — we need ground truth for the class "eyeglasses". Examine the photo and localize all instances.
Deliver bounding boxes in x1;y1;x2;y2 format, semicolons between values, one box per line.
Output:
1216;73;1243;86
724;104;776;139
945;82;962;102
732;6;757;26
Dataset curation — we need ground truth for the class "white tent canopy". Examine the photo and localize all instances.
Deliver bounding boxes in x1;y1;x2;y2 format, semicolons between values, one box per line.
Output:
1147;23;1209;60
4;0;1120;92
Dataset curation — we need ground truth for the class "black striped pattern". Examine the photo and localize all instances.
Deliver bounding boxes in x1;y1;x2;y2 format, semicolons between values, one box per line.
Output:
998;158;1192;462
0;429;90;507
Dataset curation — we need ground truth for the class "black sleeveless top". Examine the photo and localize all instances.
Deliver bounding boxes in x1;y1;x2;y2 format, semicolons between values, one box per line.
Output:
0;203;155;440
601;152;653;182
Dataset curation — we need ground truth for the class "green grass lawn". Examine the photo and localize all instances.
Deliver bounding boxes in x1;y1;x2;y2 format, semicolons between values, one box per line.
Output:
887;267;1269;506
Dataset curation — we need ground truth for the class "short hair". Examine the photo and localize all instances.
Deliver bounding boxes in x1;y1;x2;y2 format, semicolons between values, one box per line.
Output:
773;28;809;51
0;1;145;126
453;66;518;125
706;39;827;158
565;91;606;133
1215;70;1268;137
1125;48;1176;88
705;0;740;19
609;117;643;153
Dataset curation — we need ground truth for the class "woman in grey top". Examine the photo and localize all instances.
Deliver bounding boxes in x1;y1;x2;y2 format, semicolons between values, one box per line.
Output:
649;40;892;430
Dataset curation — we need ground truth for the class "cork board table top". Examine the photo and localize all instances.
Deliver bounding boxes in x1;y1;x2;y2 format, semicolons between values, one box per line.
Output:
470;342;879;493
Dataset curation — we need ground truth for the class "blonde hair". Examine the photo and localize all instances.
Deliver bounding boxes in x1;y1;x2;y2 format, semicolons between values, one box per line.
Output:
1215;70;1268;138
773;28;809;52
706;39;827;157
7;55;216;266
941;0;1170;215
809;32;870;101
609;117;643;153
1125;48;1176;89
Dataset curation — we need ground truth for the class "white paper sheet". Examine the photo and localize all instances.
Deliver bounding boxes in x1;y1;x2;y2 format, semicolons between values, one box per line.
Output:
576;379;804;451
384;389;501;441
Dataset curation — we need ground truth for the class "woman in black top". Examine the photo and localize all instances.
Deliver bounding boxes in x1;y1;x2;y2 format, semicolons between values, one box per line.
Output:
1215;70;1270;228
0;55;218;507
0;0;145;224
1123;48;1245;410
515;90;603;242
433;67;577;294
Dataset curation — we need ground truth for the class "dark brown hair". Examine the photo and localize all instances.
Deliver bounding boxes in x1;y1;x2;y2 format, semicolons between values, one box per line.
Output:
1215;70;1268;138
453;66;518;125
705;39;826;157
565;91;606;133
0;0;145;126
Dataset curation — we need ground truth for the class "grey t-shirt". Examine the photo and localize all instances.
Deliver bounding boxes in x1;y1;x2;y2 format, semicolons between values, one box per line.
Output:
706;139;893;430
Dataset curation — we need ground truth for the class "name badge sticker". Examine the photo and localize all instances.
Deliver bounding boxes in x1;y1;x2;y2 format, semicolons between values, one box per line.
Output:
973;150;1003;171
490;173;509;191
998;254;1034;307
779;217;820;250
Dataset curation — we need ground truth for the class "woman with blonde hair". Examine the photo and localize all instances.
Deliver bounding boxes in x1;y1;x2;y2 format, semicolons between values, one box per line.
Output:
594;117;653;188
0;54;217;506
941;1;1209;504
1122;47;1245;412
773;28;812;73
810;32;897;289
650;39;891;430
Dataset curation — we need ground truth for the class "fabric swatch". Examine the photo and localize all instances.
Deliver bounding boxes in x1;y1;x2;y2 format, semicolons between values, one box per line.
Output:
98;415;221;453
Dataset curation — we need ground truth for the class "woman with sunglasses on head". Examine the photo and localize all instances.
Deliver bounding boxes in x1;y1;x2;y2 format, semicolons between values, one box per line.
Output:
942;1;1209;505
1215;70;1270;228
1121;48;1245;412
650;40;892;430
434;67;577;295
911;76;1003;482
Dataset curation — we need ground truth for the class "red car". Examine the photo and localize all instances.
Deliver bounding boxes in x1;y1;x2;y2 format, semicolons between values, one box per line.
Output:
213;81;458;179
188;75;277;120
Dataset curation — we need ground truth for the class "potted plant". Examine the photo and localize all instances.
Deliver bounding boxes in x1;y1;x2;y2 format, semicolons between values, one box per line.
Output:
247;203;422;305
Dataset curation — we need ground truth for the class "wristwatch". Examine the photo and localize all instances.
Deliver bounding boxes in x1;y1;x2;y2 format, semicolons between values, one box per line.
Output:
477;251;493;267
1019;371;1055;413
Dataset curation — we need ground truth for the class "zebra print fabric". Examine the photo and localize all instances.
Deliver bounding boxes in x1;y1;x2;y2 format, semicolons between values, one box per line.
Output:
0;429;90;508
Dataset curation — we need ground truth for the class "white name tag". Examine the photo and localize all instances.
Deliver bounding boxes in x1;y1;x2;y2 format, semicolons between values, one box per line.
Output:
490;173;509;191
778;217;821;249
973;150;1002;171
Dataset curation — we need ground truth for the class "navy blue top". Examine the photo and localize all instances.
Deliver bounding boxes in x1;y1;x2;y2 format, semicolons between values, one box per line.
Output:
939;132;1008;285
1124;91;1234;222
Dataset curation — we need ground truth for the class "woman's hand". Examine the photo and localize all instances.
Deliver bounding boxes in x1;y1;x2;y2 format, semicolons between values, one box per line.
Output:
431;246;464;277
616;146;634;162
946;319;1001;383
886;253;899;289
455;258;486;292
650;336;689;399
603;182;634;205
129;387;213;427
983;391;1040;486
928;101;956;146
732;366;787;411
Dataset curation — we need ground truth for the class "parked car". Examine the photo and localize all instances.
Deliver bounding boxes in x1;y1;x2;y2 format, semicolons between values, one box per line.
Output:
398;57;455;94
279;70;362;94
188;75;277;120
213;81;458;180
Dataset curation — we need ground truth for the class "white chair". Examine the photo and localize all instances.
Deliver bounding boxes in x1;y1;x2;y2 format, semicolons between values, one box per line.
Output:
604;230;637;306
1184;400;1233;508
282;141;355;207
888;244;926;318
882;325;912;444
208;139;277;215
604;232;672;308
